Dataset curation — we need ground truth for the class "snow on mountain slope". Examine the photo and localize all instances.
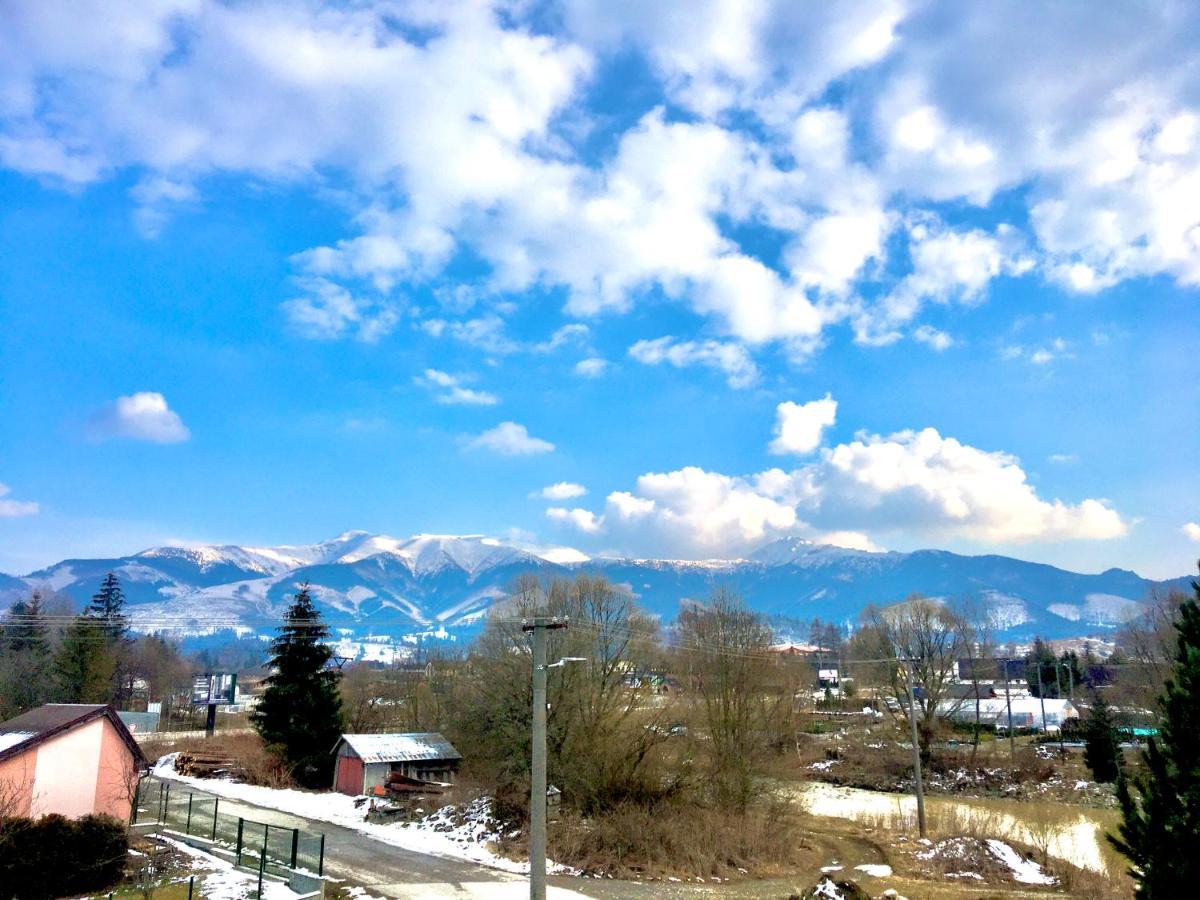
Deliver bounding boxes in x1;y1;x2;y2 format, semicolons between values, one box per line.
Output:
6;532;1192;641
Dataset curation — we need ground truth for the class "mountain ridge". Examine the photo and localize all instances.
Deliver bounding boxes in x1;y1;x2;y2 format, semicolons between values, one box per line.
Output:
1;533;1192;642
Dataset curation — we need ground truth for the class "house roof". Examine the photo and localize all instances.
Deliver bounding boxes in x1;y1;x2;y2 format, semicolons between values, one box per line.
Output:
0;703;148;767
336;732;461;764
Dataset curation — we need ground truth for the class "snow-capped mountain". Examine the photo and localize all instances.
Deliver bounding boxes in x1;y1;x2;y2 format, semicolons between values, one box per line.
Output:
1;533;1192;641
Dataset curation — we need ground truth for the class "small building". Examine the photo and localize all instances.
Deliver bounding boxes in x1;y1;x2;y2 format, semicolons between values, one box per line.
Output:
0;704;148;821
938;696;1080;732
332;732;462;796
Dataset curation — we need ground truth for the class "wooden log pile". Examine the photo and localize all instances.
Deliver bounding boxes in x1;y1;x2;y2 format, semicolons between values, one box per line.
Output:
174;750;243;779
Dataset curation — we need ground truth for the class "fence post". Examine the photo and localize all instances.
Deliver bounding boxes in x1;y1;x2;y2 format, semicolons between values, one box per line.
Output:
187;876;195;900
186;793;194;833
212;798;220;841
290;828;299;869
257;842;267;899
162;782;171;823
236;818;244;863
318;832;325;876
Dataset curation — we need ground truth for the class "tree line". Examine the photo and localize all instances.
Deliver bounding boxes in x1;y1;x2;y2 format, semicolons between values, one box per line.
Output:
0;573;190;721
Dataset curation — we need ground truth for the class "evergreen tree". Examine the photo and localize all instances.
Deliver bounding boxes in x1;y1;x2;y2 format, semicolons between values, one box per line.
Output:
3;591;49;654
89;572;128;639
251;585;344;787
1083;692;1122;782
52;617;118;703
0;592;52;717
1110;570;1200;896
1025;637;1059;698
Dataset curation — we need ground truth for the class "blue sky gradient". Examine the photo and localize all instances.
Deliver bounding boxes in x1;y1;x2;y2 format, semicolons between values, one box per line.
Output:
0;1;1197;577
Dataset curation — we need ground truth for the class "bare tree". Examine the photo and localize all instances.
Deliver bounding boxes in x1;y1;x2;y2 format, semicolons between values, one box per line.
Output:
676;588;794;811
1114;585;1192;716
857;595;967;762
953;596;997;762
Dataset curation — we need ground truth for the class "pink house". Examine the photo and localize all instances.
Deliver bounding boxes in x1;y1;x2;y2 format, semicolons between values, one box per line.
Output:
0;704;148;821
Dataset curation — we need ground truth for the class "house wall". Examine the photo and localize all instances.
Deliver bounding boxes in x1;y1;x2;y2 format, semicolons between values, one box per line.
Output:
31;717;105;818
0;751;35;817
94;717;138;820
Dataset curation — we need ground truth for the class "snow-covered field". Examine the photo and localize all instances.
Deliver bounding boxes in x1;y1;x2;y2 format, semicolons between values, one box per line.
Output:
152;755;566;875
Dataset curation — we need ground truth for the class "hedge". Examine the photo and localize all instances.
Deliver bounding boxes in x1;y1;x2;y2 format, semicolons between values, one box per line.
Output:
0;814;128;899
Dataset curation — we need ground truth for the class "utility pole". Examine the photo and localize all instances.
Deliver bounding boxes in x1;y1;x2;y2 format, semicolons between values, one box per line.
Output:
902;658;927;838
523;614;567;900
1002;659;1015;759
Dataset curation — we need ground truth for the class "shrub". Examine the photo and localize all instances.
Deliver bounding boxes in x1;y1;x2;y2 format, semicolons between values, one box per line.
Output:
0;813;128;899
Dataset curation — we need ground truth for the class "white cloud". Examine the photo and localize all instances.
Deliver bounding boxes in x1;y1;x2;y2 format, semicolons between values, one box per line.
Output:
551;420;1127;557
536;482;587;501
912;324;953;351
1048;453;1079;465
533;323;590;353
546;506;603;533
1184;522;1200;543
814;530;882;552
628;336;759;389
4;2;1199;356
574;357;609;378
86;392;190;444
282;278;399;343
769;395;837;455
414;369;498;406
0;483;38;518
466;421;554;456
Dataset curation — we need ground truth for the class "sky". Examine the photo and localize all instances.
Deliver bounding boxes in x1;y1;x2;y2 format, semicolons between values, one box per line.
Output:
0;0;1197;579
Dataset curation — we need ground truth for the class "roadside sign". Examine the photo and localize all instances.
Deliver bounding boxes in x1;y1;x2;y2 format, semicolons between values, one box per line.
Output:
191;673;237;706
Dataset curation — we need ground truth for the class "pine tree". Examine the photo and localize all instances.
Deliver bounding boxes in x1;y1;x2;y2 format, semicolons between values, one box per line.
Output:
52;617;118;703
1083;692;1122;782
251;585;344;787
89;572;128;639
1110;571;1200;896
0;592;52;717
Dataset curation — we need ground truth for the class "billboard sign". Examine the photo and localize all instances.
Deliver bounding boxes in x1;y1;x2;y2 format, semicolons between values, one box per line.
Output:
191;673;237;705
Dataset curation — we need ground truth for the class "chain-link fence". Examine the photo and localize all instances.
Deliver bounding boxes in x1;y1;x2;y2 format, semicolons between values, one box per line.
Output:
134;777;325;878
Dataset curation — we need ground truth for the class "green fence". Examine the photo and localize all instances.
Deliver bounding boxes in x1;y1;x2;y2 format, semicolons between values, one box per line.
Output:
134;778;325;877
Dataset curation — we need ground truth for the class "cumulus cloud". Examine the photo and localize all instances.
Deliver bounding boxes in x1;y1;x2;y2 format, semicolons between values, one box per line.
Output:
546;506;603;533
466;421;554;456
1184;522;1200;543
574;357;609;378
769;395;837;455
629;336;760;388
3;2;1198;356
0;483;38;518
549;418;1127;557
536;482;587;501
414;369;498;406
85;392;190;444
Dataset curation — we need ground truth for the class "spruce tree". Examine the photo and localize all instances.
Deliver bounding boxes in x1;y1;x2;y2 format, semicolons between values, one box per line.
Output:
89;572;128;639
1110;570;1200;896
0;592;52;717
52;617;118;703
252;585;344;787
1083;692;1122;782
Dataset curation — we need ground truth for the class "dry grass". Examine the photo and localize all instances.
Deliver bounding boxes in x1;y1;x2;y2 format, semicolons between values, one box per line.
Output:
141;732;296;788
546;798;811;881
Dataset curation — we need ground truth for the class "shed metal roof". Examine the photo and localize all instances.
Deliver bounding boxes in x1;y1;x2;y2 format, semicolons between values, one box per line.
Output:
336;732;461;764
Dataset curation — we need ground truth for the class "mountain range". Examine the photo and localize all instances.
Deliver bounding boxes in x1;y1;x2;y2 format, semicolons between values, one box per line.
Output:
1;532;1193;646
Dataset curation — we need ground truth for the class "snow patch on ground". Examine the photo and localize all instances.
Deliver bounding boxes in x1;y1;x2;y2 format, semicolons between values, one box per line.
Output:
156;834;300;900
985;839;1056;885
153;756;565;875
854;863;892;877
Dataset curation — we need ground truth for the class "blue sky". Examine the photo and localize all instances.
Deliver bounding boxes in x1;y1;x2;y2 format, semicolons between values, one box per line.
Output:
0;1;1197;578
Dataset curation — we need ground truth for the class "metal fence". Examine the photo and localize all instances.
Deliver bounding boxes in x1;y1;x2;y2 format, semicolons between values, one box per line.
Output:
134;778;325;877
